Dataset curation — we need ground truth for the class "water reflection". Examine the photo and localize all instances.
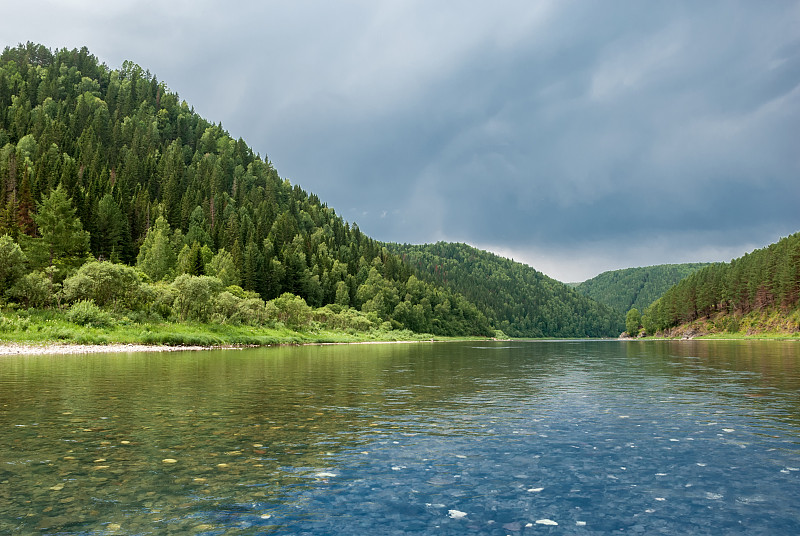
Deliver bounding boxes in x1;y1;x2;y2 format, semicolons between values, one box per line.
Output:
1;341;799;534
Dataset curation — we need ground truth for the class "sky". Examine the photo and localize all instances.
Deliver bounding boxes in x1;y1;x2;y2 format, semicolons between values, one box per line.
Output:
2;1;799;282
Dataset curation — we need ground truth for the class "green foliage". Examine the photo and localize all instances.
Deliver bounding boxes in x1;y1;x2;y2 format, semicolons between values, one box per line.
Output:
212;290;266;326
642;232;800;334
136;216;177;281
0;234;27;297
8;270;56;308
270;292;312;329
66;299;114;327
575;263;711;314
171;274;223;322
29;184;90;277
206;248;240;287
0;42;634;340
625;308;641;336
141;281;177;319
61;261;142;309
93;194;128;262
389;242;623;337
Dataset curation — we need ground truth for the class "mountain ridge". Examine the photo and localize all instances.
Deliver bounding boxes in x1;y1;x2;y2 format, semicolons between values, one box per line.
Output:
574;263;712;314
388;242;624;338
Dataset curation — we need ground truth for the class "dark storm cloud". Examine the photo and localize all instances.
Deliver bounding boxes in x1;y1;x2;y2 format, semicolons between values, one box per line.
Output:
2;0;799;280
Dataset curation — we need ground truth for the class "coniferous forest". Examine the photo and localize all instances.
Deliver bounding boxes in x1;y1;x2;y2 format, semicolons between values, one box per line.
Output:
641;232;800;335
1;42;796;343
0;42;630;341
574;263;711;315
388;242;623;338
0;43;504;339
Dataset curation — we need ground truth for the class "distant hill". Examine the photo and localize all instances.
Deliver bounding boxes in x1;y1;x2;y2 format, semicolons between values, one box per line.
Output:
643;233;800;335
575;263;711;314
388;242;624;338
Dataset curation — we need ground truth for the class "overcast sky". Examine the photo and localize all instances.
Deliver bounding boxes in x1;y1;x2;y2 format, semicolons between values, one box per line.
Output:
3;1;799;281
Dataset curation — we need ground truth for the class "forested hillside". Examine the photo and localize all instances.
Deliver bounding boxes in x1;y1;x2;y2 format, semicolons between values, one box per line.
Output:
388;242;623;337
642;233;800;335
575;263;711;314
0;42;493;337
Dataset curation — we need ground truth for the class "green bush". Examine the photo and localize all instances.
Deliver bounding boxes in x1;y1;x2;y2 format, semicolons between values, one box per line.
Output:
66;299;115;327
61;261;143;309
270;292;312;329
172;274;224;322
8;271;57;308
0;235;28;298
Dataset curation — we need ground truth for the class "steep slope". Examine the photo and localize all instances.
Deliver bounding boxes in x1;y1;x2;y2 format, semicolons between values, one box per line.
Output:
642;233;800;335
0;42;632;339
388;242;624;337
575;263;711;314
0;42;492;336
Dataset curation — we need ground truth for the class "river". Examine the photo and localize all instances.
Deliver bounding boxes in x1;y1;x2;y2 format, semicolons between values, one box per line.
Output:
1;340;799;534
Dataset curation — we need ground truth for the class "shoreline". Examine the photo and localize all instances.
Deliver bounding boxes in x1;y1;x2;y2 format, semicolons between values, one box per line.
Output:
0;342;227;356
2;336;795;356
0;338;466;356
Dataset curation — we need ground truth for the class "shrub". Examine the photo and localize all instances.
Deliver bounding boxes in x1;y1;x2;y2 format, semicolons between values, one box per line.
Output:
172;274;223;322
61;261;143;309
0;235;28;298
270;292;312;329
66;299;115;327
8;271;57;308
140;281;177;319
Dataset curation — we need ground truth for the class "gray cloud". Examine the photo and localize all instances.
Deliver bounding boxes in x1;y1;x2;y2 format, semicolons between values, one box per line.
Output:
2;0;799;280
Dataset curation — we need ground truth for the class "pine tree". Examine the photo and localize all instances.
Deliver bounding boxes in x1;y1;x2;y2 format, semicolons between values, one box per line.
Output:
93;193;126;261
29;183;90;277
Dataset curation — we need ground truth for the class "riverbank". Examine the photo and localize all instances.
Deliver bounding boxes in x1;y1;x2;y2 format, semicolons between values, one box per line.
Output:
0;311;447;348
0;342;223;355
0;306;496;350
0;338;463;356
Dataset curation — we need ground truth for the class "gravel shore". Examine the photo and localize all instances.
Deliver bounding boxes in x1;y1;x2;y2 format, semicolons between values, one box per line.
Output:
0;342;219;356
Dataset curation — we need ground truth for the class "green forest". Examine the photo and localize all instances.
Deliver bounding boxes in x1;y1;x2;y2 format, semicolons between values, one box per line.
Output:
0;42;796;344
640;232;800;335
388;242;623;337
0;42;500;340
0;42;630;342
574;263;710;314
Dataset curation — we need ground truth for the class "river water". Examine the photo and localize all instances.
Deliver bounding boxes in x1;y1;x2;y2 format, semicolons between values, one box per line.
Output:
1;340;799;534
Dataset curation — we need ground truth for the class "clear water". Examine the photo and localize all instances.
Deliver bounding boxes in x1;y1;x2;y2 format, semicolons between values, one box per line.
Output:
1;340;799;535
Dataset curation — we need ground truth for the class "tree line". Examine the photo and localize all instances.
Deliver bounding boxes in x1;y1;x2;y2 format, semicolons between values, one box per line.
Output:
574;263;710;315
388;242;623;337
641;232;800;334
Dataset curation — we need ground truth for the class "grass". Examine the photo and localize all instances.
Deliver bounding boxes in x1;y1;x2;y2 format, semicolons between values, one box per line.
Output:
0;309;479;348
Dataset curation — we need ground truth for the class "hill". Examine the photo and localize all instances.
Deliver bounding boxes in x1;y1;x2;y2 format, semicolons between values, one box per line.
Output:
0;42;493;337
0;42;625;339
388;242;624;338
641;233;800;336
575;263;711;314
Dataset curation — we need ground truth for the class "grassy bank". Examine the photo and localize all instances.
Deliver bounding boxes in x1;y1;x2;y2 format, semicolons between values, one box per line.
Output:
649;309;800;340
0;309;477;348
